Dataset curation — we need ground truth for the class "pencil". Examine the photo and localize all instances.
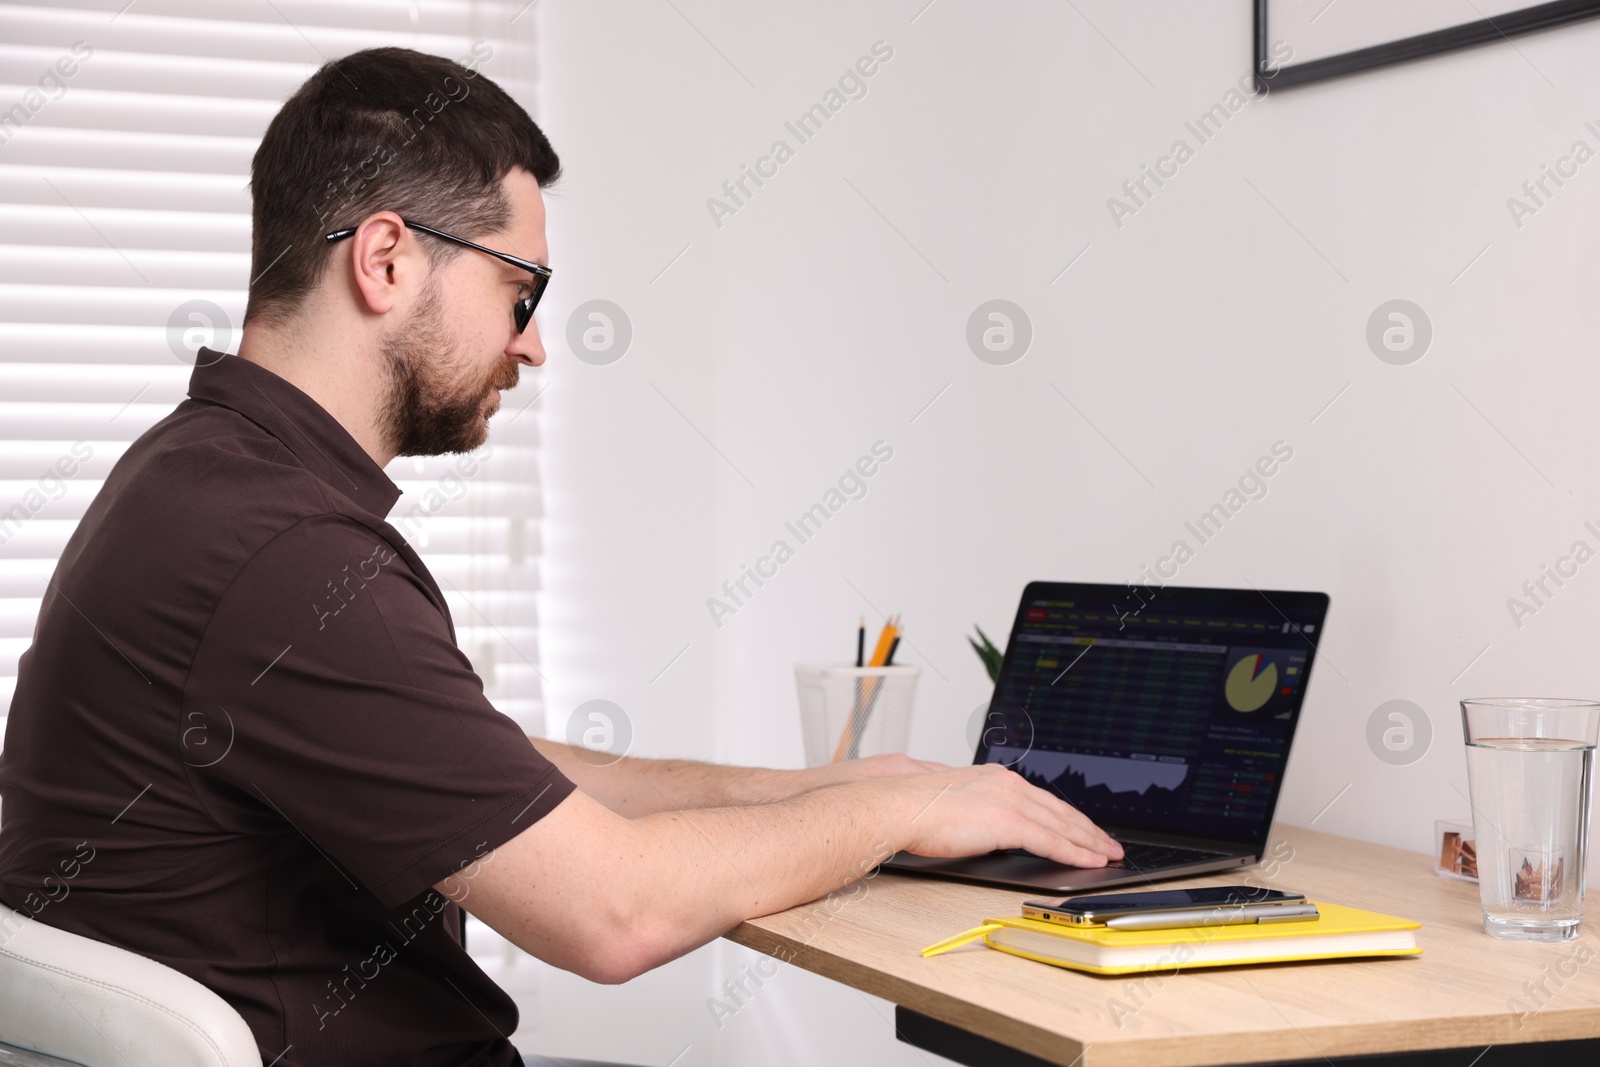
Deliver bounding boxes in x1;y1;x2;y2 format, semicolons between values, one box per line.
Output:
848;628;903;759
866;616;896;668
832;616;899;762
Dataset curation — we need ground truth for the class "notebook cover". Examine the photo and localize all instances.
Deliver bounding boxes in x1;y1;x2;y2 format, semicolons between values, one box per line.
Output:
940;901;1421;976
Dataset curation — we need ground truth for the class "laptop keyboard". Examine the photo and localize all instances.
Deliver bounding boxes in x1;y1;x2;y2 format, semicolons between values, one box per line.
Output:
1002;840;1230;870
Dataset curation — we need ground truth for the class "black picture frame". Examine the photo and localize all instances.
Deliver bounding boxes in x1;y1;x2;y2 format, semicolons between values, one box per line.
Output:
1254;0;1600;90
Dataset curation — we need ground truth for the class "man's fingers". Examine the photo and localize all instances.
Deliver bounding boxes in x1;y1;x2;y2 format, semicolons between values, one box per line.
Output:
1005;776;1121;857
1030;784;1121;856
960;765;1112;855
1017;824;1111;868
906;763;1124;865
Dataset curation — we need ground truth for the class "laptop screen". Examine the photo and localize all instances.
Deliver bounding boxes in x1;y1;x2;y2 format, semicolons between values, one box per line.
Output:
975;582;1331;848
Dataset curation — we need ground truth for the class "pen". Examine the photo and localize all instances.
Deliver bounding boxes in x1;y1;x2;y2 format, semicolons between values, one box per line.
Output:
1102;903;1320;931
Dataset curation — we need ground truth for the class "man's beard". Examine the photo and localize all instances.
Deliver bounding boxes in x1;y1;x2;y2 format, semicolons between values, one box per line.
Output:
380;281;520;457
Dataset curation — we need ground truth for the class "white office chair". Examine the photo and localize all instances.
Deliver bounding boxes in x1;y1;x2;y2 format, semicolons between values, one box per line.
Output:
0;904;261;1067
0;903;640;1067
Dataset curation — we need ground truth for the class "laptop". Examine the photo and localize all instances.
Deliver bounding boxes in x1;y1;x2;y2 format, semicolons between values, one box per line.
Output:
885;581;1330;892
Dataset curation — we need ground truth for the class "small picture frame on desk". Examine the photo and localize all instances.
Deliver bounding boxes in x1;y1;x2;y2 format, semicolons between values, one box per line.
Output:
1436;818;1478;882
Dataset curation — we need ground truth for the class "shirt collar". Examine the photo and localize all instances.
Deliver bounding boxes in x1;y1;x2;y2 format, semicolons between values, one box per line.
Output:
187;350;401;518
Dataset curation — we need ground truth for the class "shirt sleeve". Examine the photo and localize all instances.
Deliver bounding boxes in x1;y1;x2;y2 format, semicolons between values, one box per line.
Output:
182;512;574;908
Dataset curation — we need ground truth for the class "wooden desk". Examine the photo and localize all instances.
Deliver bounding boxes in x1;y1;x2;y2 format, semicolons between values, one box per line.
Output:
727;825;1600;1067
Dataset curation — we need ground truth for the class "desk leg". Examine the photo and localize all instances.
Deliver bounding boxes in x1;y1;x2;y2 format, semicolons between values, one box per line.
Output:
892;1007;1600;1067
892;1008;1074;1067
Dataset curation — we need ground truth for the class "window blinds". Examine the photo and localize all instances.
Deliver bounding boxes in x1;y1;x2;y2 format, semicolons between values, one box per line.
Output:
0;0;545;735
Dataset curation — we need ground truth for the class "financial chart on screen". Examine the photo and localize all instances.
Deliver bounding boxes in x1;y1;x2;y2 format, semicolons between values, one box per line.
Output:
979;586;1325;842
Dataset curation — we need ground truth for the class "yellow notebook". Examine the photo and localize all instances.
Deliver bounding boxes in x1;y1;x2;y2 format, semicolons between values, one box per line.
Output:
921;901;1421;976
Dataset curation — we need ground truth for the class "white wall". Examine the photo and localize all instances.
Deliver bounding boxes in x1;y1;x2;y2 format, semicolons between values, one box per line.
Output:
521;2;1600;1064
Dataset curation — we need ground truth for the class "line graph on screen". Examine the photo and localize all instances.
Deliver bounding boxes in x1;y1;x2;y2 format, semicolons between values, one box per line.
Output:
989;745;1189;796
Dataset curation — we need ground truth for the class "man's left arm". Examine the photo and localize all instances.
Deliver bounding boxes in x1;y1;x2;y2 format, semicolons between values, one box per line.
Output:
528;737;944;816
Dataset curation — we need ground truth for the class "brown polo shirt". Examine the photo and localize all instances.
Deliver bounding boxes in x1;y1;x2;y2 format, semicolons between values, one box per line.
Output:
0;351;574;1067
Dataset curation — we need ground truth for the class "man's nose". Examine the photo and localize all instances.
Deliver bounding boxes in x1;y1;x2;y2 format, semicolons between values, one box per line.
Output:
508;318;546;366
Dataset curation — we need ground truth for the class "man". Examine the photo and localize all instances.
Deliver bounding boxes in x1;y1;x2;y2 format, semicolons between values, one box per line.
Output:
0;47;1119;1067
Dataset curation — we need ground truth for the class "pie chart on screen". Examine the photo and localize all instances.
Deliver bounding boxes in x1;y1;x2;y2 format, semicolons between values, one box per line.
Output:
1225;653;1278;712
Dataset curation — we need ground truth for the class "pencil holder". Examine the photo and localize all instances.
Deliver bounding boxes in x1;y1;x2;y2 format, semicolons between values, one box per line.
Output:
794;662;921;767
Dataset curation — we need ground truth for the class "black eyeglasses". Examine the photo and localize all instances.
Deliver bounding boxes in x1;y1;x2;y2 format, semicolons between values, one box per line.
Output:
324;218;552;334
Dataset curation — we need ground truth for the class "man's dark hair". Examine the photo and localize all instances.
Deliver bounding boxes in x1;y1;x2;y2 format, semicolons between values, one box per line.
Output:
244;46;560;329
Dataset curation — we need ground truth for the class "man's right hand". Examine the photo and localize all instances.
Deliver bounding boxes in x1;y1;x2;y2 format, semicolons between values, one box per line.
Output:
869;762;1124;868
450;759;1123;986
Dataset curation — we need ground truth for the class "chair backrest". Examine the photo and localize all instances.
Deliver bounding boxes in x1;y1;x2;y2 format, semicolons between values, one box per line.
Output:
0;905;262;1067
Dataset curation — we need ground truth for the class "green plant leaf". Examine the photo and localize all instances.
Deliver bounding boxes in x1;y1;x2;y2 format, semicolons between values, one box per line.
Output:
969;625;1005;684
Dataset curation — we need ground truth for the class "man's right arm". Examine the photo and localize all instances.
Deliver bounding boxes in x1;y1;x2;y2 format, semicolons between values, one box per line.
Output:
444;763;1122;984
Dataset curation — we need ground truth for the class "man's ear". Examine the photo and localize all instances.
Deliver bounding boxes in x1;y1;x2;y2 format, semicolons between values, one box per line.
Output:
340;212;414;317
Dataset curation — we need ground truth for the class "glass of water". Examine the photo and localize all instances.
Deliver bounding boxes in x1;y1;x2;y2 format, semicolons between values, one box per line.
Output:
1461;698;1600;941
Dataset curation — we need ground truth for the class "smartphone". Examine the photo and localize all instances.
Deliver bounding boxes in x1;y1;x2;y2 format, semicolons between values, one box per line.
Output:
1022;886;1308;928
